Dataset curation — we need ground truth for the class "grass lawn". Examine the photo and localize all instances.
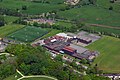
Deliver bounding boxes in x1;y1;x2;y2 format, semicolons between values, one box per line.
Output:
7;26;49;42
0;24;24;38
40;29;61;39
81;26;120;35
57;5;120;27
86;36;120;73
0;15;18;24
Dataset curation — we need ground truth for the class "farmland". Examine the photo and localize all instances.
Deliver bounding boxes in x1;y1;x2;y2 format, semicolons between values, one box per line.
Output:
81;26;120;36
57;5;120;27
0;24;24;38
0;0;66;15
7;26;49;42
0;15;18;24
86;36;120;73
96;0;120;13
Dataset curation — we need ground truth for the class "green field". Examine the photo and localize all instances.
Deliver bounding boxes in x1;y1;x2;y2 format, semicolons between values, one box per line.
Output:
0;15;18;24
40;29;61;39
55;21;74;28
57;5;120;27
86;36;120;73
7;26;49;42
82;26;120;35
97;0;120;13
0;0;66;15
0;24;24;38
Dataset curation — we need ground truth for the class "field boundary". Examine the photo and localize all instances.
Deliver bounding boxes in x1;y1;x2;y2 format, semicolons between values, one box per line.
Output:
89;24;120;30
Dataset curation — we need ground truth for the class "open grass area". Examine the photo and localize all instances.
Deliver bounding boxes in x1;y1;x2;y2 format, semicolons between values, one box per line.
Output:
7;26;49;42
82;26;120;35
86;36;120;73
0;0;66;15
55;21;74;28
97;0;120;13
57;5;120;27
0;24;24;38
40;29;61;39
0;15;18;24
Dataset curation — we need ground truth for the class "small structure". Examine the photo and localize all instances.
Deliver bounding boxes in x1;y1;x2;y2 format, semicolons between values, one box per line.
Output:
0;40;8;52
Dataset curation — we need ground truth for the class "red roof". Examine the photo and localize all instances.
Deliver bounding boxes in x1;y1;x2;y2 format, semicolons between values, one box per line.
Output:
63;46;76;53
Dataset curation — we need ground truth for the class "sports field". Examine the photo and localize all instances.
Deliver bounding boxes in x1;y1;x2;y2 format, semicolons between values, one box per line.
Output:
0;24;24;38
86;36;120;73
7;26;49;42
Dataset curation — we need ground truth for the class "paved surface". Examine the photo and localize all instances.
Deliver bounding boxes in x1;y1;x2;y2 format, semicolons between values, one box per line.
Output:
16;69;57;80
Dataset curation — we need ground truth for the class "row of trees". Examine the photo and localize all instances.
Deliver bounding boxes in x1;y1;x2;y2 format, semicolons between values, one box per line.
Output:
0;16;5;27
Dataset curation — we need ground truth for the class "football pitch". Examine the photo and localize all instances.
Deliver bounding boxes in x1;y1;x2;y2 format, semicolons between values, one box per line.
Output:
86;36;120;73
7;26;49;42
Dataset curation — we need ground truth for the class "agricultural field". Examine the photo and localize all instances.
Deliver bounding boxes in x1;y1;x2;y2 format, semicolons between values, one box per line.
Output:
57;5;120;27
55;21;74;28
0;0;66;15
0;24;24;38
7;26;49;42
86;36;120;73
97;0;120;13
81;26;120;35
0;15;18;24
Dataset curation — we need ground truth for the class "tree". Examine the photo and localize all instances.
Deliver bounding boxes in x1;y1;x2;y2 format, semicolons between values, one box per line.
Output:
109;6;113;10
89;0;97;5
22;5;27;10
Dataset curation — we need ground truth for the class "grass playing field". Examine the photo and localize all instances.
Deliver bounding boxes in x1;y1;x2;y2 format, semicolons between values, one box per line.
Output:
7;26;49;42
0;24;24;38
86;36;120;73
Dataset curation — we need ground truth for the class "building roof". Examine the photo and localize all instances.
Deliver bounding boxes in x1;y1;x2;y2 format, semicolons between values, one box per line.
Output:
69;44;88;53
63;46;76;53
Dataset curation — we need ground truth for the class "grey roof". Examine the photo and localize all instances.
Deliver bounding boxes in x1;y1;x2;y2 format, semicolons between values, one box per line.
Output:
69;44;88;54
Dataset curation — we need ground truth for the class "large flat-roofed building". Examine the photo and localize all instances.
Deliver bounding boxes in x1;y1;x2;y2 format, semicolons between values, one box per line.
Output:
69;44;87;54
